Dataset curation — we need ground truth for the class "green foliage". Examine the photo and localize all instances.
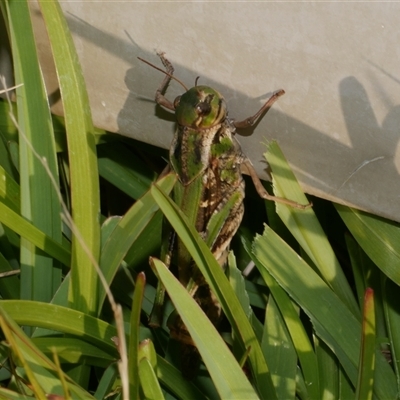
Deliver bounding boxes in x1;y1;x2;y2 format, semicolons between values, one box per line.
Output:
0;1;399;398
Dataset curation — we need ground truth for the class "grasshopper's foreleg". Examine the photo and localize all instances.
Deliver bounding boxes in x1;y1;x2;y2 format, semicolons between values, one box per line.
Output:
154;52;176;111
241;160;311;209
233;89;285;128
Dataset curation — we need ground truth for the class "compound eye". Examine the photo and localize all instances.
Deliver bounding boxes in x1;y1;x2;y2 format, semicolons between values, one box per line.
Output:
173;95;181;109
196;94;214;116
196;101;211;116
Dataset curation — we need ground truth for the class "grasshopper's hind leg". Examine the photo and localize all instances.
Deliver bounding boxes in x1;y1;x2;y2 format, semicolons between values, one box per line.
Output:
241;160;311;209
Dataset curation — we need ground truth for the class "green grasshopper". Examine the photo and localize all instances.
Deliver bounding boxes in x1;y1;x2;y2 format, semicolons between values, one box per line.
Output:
140;52;310;377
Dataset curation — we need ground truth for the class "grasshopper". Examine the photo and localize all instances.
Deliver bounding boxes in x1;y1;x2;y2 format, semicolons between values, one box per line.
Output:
140;53;310;377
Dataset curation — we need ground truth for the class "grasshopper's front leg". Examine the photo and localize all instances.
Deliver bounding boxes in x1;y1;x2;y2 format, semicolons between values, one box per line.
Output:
139;52;176;111
154;52;176;111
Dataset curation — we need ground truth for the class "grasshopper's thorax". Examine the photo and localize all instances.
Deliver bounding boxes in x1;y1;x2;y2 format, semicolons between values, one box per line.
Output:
170;85;242;185
170;85;246;265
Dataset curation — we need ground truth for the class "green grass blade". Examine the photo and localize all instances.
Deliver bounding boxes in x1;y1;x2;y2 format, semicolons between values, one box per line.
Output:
252;226;397;399
262;295;297;399
267;141;359;316
355;288;375;400
383;278;400;393
151;258;258;400
336;204;400;286
0;307;94;399
93;364;119;400
129;272;145;399
139;358;165;400
98;142;156;200
0;251;19;299
156;356;208;400
314;337;340;400
0;201;70;266
244;236;319;399
6;0;62;302
227;252;251;318
0;100;19;177
38;0;100;315
98;173;175;311
1;311;47;399
345;235;388;355
0;164;19;213
227;253;263;361
345;234;370;307
0;300;118;356
138;339;164;399
0;388;32;399
123;210;163;268
32;337;114;367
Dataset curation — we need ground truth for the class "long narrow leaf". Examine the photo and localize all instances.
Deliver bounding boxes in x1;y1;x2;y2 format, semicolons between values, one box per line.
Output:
314;337;341;400
98;173;175;311
129;272;146;399
32;337;114;367
0;251;20;299
0;307;94;399
0;201;70;266
0;164;19;213
262;295;297;399
6;0;62;302
38;0;100;315
156;356;208;400
267;141;359;316
151;258;258;400
383;278;400;392
98;142;156;200
93;364;119;400
252;226;397;399
355;288;375;400
244;235;319;399
336;204;400;286
1;300;118;356
139;358;165;400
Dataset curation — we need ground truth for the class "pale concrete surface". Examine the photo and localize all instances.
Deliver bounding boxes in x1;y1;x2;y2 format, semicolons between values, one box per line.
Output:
6;2;400;221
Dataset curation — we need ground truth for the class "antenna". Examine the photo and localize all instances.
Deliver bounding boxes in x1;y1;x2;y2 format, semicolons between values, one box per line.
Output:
137;57;188;91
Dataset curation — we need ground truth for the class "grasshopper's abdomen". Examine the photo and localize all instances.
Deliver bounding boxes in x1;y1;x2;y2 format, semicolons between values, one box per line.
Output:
205;121;246;263
169;120;246;378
